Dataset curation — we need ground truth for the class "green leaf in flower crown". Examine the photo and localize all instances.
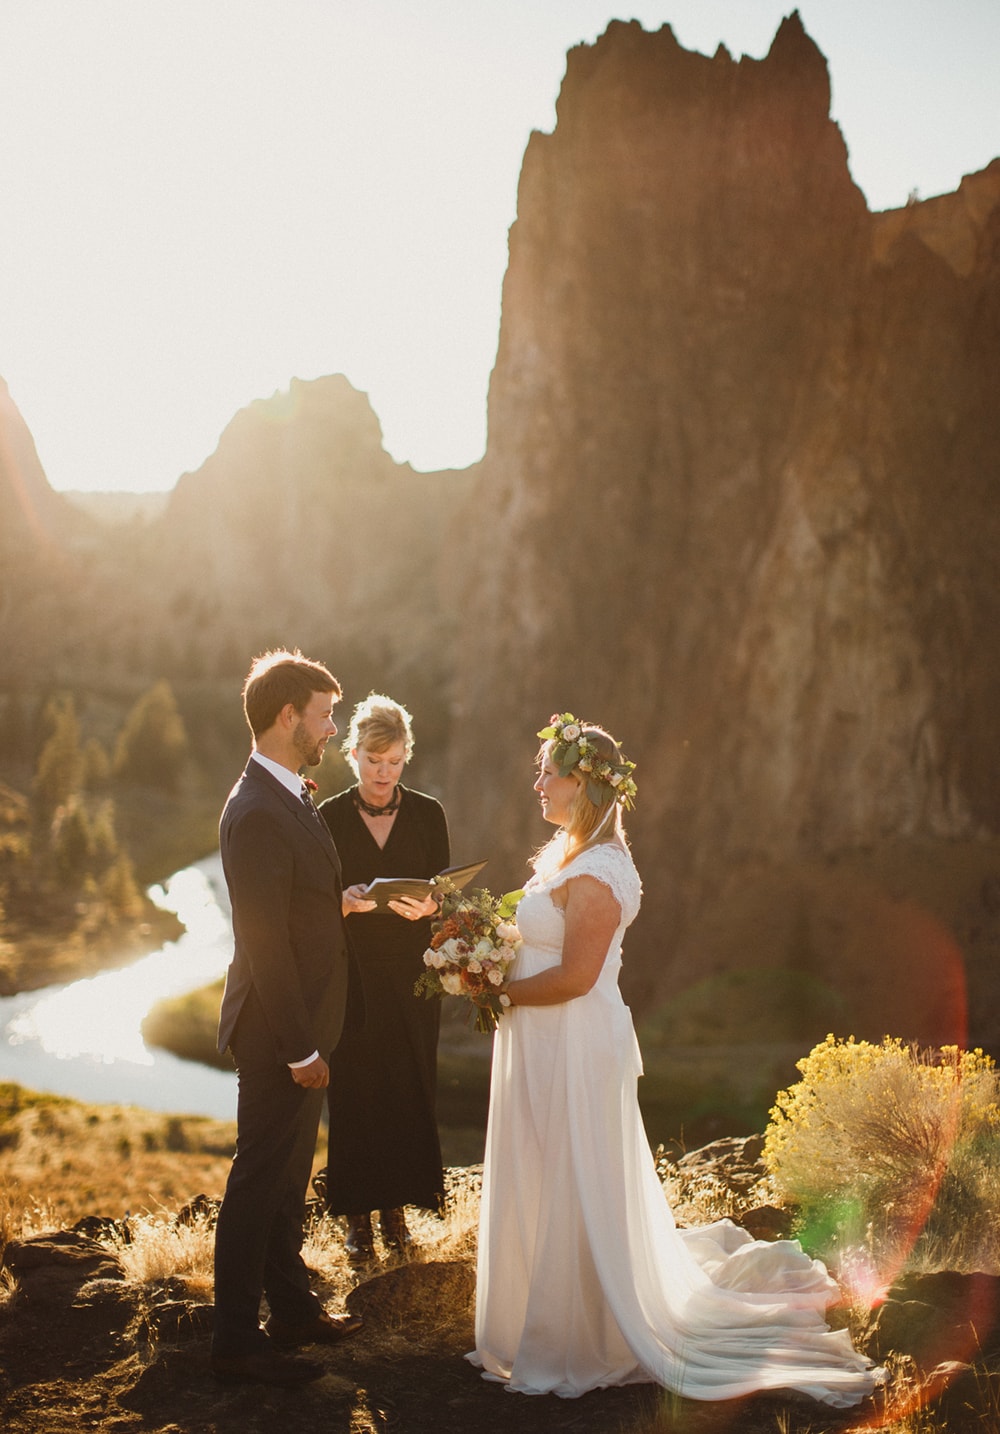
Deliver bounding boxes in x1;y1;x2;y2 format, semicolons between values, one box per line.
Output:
559;742;580;773
537;725;557;740
587;779;607;806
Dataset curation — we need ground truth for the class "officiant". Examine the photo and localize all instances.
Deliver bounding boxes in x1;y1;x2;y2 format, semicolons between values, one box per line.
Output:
318;693;450;1260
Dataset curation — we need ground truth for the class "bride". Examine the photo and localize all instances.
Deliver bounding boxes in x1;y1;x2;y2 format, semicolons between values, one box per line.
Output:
468;714;883;1406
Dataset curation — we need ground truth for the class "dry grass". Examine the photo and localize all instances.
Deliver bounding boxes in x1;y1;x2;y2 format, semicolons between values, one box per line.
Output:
5;1082;1000;1433
110;1208;217;1285
0;1265;17;1311
659;1160;776;1229
0;1080;236;1224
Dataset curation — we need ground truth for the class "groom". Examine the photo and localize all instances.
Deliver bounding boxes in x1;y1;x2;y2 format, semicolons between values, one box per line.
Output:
211;649;367;1385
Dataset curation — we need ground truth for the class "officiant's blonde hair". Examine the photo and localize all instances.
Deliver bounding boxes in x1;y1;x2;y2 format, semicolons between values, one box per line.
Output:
534;726;626;875
343;693;414;773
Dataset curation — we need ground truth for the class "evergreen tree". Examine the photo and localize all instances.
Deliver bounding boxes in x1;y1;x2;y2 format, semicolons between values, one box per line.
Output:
100;851;143;917
50;796;94;882
0;690;29;765
89;798;120;871
82;737;111;790
33;695;84;811
113;680;189;791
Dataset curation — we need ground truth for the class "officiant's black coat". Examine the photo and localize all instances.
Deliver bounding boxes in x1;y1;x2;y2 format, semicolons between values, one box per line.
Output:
320;783;449;1214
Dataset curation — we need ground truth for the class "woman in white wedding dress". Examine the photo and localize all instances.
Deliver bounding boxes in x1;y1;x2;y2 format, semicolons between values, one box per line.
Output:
468;715;883;1407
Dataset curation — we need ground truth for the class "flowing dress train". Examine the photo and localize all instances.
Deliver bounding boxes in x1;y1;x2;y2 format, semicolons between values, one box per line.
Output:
469;842;881;1405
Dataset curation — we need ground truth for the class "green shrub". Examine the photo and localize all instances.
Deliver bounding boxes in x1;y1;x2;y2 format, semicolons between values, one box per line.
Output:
763;1034;1000;1285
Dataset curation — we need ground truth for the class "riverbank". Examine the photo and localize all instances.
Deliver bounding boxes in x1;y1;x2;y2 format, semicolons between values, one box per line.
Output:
0;899;185;999
0;776;221;1000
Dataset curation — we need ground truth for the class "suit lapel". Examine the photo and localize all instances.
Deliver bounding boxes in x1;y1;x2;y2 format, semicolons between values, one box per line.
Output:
244;762;342;879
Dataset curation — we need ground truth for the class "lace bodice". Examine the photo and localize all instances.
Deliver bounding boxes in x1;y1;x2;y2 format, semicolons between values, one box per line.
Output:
514;842;642;984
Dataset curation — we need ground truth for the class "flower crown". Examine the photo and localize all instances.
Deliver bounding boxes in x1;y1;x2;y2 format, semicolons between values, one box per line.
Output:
537;713;637;810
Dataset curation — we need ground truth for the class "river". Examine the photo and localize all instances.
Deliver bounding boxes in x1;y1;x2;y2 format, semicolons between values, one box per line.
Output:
0;855;238;1120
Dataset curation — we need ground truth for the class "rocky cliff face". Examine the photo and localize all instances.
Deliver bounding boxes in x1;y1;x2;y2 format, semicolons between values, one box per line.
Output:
140;373;471;691
447;14;1000;1050
3;15;999;1060
0;375;473;727
0;379;99;673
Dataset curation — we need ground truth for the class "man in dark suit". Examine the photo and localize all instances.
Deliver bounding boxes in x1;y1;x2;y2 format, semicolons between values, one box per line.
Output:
211;649;373;1386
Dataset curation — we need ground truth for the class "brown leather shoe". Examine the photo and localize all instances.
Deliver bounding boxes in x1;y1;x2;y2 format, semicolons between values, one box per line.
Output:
265;1307;363;1350
211;1346;324;1384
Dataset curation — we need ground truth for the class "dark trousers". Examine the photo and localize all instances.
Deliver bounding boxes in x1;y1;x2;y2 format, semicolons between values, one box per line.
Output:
212;1043;325;1357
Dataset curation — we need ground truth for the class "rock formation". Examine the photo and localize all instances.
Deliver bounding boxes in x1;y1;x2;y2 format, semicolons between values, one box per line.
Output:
0;379;97;673
445;14;1000;1051
134;373;473;698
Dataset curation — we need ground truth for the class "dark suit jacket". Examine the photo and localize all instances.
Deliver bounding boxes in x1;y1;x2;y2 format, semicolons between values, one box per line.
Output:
217;759;357;1065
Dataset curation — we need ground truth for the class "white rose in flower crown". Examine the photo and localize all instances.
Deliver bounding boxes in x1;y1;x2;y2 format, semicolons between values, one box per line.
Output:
609;771;624;786
562;723;581;741
439;971;464;995
495;922;520;943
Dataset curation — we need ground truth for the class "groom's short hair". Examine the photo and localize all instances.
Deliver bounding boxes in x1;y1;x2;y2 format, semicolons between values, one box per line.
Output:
242;649;341;738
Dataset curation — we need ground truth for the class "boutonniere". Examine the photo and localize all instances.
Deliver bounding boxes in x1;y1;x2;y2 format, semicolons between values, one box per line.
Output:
302;778;318;792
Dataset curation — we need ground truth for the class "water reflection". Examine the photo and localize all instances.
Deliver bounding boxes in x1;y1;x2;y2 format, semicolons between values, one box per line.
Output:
0;856;238;1118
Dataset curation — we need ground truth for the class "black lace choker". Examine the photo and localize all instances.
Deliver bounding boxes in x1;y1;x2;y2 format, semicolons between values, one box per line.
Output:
353;785;401;818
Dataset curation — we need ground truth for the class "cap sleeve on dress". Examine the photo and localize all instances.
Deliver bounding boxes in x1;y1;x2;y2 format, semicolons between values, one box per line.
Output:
546;844;642;926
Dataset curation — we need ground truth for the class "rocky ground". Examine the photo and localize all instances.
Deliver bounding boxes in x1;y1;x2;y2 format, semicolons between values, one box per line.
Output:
4;1142;1000;1434
0;1225;868;1434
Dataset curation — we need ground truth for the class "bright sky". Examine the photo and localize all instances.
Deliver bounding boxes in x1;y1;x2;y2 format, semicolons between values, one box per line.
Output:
0;1;997;493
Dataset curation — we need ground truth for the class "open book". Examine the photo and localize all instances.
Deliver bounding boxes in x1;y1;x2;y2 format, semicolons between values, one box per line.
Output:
360;859;488;912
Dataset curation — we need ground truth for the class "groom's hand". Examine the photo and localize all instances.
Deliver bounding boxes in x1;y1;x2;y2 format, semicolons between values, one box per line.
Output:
291;1054;330;1089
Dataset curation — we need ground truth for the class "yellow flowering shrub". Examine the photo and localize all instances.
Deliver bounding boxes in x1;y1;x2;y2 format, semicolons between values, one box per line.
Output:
763;1035;1000;1277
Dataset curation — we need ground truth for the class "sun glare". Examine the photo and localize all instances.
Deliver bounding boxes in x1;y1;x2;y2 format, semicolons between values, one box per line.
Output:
0;1;997;492
5;864;230;1068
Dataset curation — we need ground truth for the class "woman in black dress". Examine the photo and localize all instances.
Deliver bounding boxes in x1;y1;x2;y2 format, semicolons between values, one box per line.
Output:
319;694;449;1260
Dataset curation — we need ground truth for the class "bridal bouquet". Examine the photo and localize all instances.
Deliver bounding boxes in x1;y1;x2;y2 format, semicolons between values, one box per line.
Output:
415;884;522;1034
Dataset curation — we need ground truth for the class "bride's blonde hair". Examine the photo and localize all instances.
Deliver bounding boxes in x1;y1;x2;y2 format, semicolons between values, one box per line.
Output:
532;726;628;877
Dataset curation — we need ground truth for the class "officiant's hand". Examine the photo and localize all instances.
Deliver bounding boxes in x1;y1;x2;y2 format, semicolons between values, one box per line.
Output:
343;884;377;915
388;893;439;922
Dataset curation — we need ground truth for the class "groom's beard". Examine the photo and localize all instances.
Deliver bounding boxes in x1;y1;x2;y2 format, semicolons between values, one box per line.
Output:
293;726;326;769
